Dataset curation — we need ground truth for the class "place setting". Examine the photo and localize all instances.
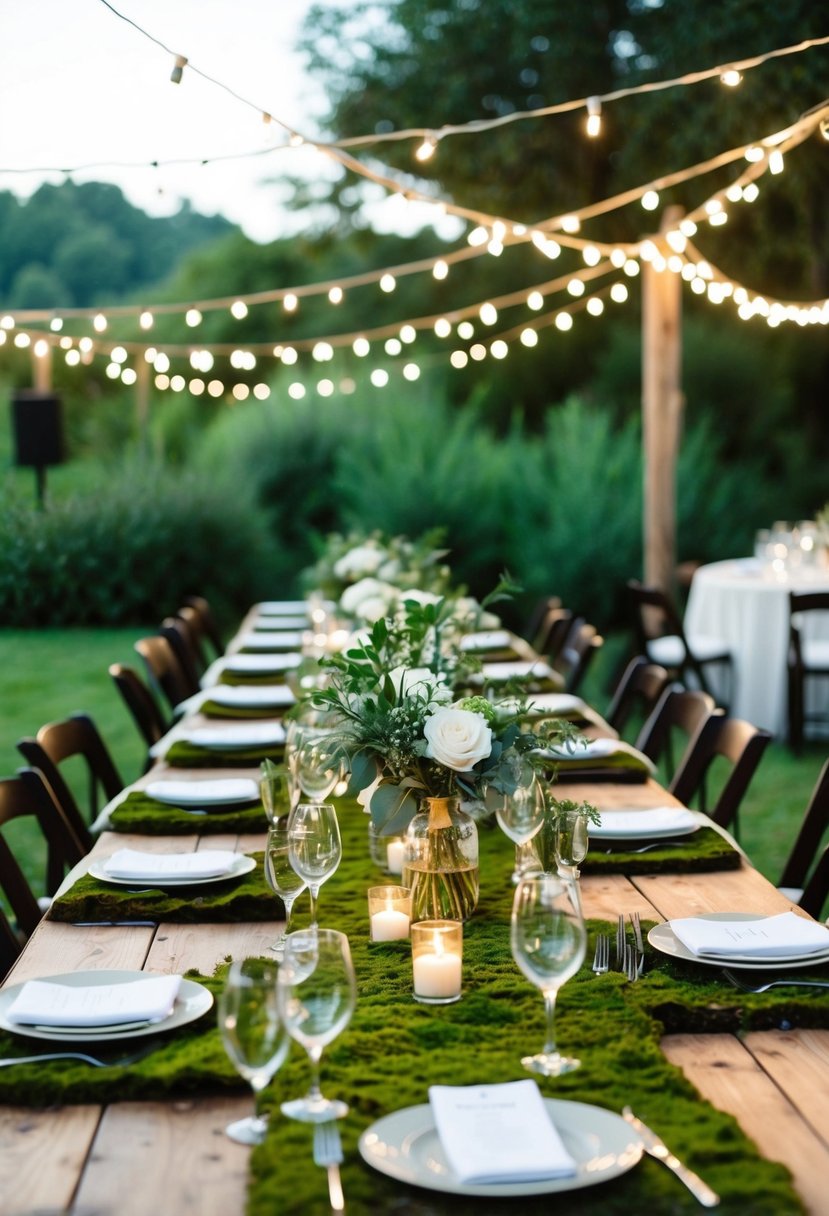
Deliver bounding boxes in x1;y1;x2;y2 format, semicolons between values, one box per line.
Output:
105;776;269;835
156;720;287;767
535;736;656;783
648;910;829;973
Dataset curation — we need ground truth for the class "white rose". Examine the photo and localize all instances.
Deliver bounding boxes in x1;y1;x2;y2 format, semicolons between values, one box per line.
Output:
387;665;448;698
339;577;398;618
399;588;441;607
423;706;493;772
356;595;392;623
377;557;402;581
333;544;384;580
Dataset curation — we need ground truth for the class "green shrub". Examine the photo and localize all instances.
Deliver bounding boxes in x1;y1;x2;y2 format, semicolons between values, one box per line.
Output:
0;460;275;627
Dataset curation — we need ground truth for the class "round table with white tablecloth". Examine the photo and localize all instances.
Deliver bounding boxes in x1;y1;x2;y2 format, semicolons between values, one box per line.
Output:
684;557;829;737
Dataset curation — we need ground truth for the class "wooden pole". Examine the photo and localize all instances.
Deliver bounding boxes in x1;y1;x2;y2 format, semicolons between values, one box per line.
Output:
32;343;53;392
135;357;150;449
642;205;684;593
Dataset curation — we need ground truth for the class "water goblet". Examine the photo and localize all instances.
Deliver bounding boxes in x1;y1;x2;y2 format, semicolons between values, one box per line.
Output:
277;927;356;1122
554;807;589;911
260;760;294;826
296;733;347;800
287;801;342;926
485;754;545;883
510;873;586;1077
264;825;307;958
217;956;290;1144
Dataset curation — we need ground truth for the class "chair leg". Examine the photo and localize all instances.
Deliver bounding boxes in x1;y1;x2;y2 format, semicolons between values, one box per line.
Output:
788;668;803;754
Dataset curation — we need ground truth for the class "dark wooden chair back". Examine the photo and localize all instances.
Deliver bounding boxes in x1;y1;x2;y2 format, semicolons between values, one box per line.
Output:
635;685;716;779
605;656;671;734
787;590;829;751
182;594;225;657
109;663;169;761
17;713;122;842
799;843;829;921
135;634;199;711
159;616;203;690
0;769;87;920
553;620;603;694
669;714;772;835
778;759;829;898
626;578;726;699
0;904;21;979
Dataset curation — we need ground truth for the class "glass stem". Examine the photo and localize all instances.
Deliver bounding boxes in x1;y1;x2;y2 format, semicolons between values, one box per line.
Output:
542;987;559;1059
306;1045;323;1103
308;884;318;926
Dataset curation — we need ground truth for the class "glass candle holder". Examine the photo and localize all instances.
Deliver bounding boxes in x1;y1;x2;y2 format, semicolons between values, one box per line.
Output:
411;919;463;1004
367;885;412;942
367;823;406;875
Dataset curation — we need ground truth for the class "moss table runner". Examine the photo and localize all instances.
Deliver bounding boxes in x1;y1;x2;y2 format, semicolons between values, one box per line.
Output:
47;853;284;924
164;739;285;767
108;789;268;835
244;801;818;1215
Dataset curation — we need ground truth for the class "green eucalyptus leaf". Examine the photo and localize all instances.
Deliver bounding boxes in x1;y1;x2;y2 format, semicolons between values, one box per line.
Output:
369;783;418;835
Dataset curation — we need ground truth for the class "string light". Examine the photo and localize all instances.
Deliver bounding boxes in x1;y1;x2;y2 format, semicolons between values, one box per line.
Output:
641;190;660;211
768;149;785;174
328;286;344;305
720;69;742;87
185;308;202;327
379;274;396;293
93;313;107;332
433;260;449;280
170;54;187;85
585;96;602;138
415;135;438;162
230;300;248;319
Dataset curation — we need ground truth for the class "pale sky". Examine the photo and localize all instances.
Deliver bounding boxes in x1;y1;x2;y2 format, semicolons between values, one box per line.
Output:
0;0;455;243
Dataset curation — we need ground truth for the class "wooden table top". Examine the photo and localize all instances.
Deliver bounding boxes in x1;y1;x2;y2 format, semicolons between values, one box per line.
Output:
2;687;829;1213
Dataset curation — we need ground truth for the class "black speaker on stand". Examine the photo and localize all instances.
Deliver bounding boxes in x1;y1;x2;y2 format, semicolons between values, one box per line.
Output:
11;389;65;506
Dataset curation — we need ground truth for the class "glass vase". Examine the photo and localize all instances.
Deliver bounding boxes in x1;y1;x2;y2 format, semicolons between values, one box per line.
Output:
403;796;479;922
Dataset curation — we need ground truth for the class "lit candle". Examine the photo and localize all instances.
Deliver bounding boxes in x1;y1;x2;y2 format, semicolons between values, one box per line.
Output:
370;907;411;941
386;839;405;874
411;920;463;1004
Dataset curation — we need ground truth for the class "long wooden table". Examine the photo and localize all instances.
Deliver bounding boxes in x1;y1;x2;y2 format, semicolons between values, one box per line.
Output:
2;672;829;1212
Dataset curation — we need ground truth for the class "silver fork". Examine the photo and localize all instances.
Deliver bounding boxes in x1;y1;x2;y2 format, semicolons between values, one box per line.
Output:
630;912;645;977
616;913;626;969
313;1119;345;1212
592;934;609;974
721;969;829;994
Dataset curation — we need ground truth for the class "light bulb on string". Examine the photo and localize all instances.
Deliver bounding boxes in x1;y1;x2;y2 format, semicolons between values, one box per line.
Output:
641;190;660;211
403;362;421;381
415;135;438;162
380;273;396;293
527;291;544;311
469;343;486;362
520;328;538;347
328;286;344;305
745;145;764;163
554;313;573;332
93;313;107;332
491;340;509;359
185;308;202;327
457;321;475;339
433;260;449;280
585;96;602;138
450;350;468;368
582;245;601;266
400;325;417;343
560;215;580;234
586;297;604;316
768;149;784;174
231;301;248;319
720;69;742;87
370;369;389;388
170;54;187;84
283;293;298;312
742;182;760;202
49;317;63;332
139;311;154;330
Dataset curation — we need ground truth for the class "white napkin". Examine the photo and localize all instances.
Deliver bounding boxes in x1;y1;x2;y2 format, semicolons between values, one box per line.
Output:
183;723;286;749
238;630;304;651
102;848;240;880
7;974;182;1028
144;778;259;806
670;911;829;959
254;615;309;630
256;600;309;614
591;807;697;838
525;693;586;716
540;738;655;772
224;653;301;673
481;660;555;681
460;629;514;652
429;1080;576;1185
208;684;296;708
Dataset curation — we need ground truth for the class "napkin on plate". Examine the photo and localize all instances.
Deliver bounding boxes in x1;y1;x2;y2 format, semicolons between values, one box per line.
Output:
7;974;182;1028
182;723;286;749
591;807;697;838
145;778;259;806
429;1079;576;1185
237;630;304;651
224;653;301;673
480;660;556;682
537;738;655;773
102;848;240;880
670;911;829;958
460;629;514;652
208;684;296;708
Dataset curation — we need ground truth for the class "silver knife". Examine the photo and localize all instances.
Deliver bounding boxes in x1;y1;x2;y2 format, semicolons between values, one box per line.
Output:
623;1107;720;1207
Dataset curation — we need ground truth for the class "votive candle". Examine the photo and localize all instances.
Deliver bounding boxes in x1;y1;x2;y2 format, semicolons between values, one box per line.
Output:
368;885;412;942
386;838;406;874
411;920;463;1004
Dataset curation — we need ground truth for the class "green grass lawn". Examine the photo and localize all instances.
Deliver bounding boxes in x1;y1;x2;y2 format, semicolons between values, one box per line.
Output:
0;627;827;917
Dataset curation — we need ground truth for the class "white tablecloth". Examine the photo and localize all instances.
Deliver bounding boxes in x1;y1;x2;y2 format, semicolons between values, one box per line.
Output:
685;558;829;737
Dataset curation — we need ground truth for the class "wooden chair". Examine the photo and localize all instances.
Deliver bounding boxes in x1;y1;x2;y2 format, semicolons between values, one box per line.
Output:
552;620;603;694
535;607;575;662
134;634;200;712
626;579;732;705
787;590;829;752
175;604;211;669
182;594;225;658
605;656;671;735
159;616;204;689
17;713;123;842
0;769;88;915
669;714;772;837
0;904;21;979
634;685;716;781
777;759;829;910
798;843;829;921
109;663;170;767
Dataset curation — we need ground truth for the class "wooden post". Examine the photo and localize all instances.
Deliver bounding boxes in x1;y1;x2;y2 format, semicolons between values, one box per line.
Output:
642;206;684;593
135;357;150;449
32;343;53;392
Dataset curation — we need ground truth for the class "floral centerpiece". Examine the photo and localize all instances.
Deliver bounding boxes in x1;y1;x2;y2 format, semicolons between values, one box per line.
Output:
301;528;451;607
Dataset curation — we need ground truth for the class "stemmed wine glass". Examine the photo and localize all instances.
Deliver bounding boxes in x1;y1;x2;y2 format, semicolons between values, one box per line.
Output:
296;733;347;800
287;801;342;926
264;825;307;959
260;760;294;826
217;956;290;1144
485;754;545;883
554;808;589;910
510;873;586;1077
277;927;357;1122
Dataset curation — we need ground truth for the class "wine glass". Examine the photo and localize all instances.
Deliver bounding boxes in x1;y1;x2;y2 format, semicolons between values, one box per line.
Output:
485;754;545;883
554;808;589;910
264;825;307;959
296;733;347;800
260;760;294;826
217;956;290;1144
287;802;342;925
510;873;586;1077
277;927;356;1122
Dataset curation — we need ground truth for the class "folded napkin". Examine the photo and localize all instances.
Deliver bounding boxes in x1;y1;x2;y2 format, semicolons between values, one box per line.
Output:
101;848;240;880
7;974;182;1028
429;1080;576;1185
208;684;296;709
539;737;656;774
460;629;514;652
481;660;556;682
591;807;697;839
670;911;829;959
525;692;587;716
256;600;309;614
224;653;301;673
237;630;304;651
144;778;259;806
182;723;286;750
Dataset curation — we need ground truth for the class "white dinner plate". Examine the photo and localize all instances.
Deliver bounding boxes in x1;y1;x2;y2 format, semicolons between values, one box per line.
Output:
87;854;256;888
648;914;829;970
0;970;214;1043
238;630;304;651
253;615;309;630
224;653;301;673
358;1099;643;1198
145;778;260;807
590;808;699;840
207;684;296;709
256;600;309;614
182;724;286;751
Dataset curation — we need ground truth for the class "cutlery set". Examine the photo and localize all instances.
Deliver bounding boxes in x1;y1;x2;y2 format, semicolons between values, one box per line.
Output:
592;914;645;980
